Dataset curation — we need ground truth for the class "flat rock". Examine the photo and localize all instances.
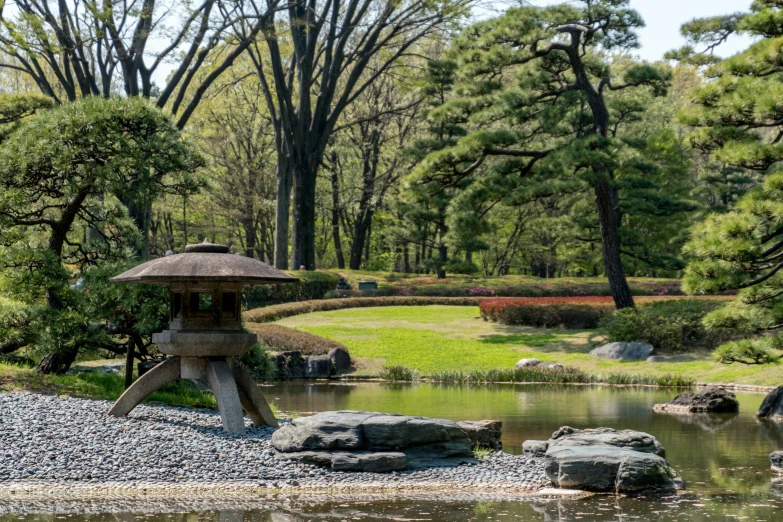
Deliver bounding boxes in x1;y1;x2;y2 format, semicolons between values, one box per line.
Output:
653;387;739;414
647;355;672;363
457;420;502;450
757;385;783;420
272;410;476;471
543;426;682;493
771;451;783;474
589;342;653;361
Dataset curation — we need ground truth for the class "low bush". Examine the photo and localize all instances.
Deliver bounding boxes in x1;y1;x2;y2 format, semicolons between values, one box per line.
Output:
480;297;616;329
714;339;782;365
379;365;421;382
236;343;277;379
246;324;347;355
600;299;732;352
244;296;483;323
244;270;339;309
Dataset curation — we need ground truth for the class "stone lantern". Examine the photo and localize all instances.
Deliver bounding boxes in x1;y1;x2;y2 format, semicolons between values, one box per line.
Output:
107;241;298;434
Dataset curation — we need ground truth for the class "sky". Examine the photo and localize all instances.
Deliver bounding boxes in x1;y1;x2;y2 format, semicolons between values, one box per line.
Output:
525;0;754;62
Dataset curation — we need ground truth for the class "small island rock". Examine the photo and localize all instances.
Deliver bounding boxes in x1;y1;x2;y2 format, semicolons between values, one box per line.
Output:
541;426;683;493
653;387;739;414
757;385;783;420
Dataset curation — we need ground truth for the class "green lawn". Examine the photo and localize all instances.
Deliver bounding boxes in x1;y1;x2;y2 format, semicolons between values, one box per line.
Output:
278;305;783;386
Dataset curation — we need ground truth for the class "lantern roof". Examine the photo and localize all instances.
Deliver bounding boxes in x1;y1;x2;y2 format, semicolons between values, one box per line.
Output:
110;241;299;285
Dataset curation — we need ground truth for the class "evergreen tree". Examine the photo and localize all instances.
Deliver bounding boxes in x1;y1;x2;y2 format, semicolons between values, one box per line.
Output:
683;172;783;353
413;0;672;307
671;1;783;177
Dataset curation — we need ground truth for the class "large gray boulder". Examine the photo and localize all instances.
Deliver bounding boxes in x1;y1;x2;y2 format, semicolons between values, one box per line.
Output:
589;342;653;361
757;385;783;420
654;387;739;414
539;426;683;493
272;410;475;471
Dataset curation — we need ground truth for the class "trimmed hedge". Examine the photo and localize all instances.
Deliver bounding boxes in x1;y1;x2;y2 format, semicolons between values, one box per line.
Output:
246;323;347;355
243;270;339;309
244;296;483;323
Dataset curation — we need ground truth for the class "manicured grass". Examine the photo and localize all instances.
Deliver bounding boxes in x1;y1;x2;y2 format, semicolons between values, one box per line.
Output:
278;305;783;386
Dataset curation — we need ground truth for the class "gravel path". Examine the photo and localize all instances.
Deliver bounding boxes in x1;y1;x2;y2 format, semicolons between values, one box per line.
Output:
0;393;548;494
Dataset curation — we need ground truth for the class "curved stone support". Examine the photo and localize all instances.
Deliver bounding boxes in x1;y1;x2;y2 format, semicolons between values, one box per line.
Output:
233;363;279;428
206;359;246;434
107;358;181;417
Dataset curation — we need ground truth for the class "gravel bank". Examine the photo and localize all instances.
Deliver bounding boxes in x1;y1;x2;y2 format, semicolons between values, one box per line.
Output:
0;393;548;494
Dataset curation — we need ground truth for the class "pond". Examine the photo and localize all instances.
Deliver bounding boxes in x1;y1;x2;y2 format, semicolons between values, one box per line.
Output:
4;382;783;521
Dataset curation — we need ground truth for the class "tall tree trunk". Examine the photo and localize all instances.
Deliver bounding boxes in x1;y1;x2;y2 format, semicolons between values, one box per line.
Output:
594;178;634;309
331;168;345;269
122;195;151;259
274;154;292;269
291;160;317;270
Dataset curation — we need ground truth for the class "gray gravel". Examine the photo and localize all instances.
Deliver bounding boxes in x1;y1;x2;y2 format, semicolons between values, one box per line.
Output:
0;392;548;492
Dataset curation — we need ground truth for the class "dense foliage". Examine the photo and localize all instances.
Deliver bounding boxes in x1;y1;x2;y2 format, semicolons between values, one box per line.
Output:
599;300;731;352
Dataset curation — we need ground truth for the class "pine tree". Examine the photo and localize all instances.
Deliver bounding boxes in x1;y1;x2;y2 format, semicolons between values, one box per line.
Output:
671;1;783;177
412;0;672;307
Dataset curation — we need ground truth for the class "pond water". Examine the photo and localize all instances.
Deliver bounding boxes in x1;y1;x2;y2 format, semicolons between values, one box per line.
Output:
5;382;783;521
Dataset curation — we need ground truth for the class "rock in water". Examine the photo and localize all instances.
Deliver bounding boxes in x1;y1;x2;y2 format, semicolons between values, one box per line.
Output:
541;426;683;493
272;410;476;471
771;451;783;474
653;387;739;414
589;342;653;361
328;347;352;372
757;385;783;420
457;420;502;450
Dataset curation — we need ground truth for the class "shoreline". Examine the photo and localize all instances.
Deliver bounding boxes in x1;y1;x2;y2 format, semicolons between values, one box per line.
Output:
0;393;549;500
288;377;776;393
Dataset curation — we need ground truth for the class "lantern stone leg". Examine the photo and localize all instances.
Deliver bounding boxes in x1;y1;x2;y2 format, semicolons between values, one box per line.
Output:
108;358;182;417
108;356;278;434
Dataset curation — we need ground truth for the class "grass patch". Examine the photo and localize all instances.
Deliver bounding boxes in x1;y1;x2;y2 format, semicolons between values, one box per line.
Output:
278;305;783;386
0;362;217;409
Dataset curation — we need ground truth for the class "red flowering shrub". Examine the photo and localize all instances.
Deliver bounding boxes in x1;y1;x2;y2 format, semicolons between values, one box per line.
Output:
480;297;615;329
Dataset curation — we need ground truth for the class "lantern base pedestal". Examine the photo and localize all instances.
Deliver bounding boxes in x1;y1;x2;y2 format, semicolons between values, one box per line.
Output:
107;357;278;434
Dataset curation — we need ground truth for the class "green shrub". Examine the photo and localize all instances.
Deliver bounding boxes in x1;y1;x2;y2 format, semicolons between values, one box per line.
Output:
495;303;614;329
237;343;277;379
600;299;731;352
243;271;339;308
714;339;781;365
425;367;694;386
